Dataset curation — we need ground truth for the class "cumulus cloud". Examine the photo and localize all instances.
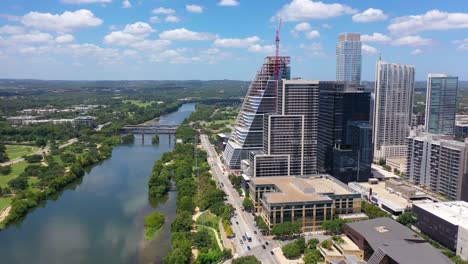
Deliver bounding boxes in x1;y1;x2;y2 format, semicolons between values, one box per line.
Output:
0;25;25;34
55;34;75;43
122;22;154;36
362;44;379;55
411;49;423;55
453;38;468;50
305;30;320;39
152;7;175;15
202;48;220;54
274;0;356;22
391;35;433;46
322;23;332;29
165;15;180;23
248;44;275;53
159;28;216;41
149;16;160;24
21;9;103;32
103;22;155;46
361;33;391;43
9;32;54;44
213;36;260;48
62;0;111;3
389;10;468;35
218;0;239;6
294;22;312;32
122;0;131;8
352;8;388;23
186;5;204;13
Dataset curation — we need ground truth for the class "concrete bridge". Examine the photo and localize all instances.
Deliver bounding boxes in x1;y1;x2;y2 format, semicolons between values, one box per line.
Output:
121;124;179;134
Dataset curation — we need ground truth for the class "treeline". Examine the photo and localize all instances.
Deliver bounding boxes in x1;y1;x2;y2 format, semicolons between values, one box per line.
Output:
1;134;120;228
147;135;233;263
0;143;8;162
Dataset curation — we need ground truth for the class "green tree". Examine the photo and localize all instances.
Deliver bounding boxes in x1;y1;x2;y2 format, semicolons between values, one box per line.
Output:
361;201;391;219
172;211;194;232
378;159;386;166
321;218;346;235
121;134;134;144
282;242;302;259
24;154;42;163
144;211;166;240
271;222;302;239
307;238;320;249
320;240;333;250
397;212;417;227
255;216;269;232
242;197;254;212
232;256;261;264
303;249;322;264
152;134;159;144
0;165;12;175
8;177;29;190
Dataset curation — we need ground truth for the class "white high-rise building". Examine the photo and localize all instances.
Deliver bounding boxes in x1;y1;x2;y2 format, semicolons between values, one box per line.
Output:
336;33;362;84
425;74;459;135
373;60;415;161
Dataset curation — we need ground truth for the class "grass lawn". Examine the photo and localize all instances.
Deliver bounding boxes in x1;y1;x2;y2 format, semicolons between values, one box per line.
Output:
0;161;30;188
124;100;154;108
5;145;40;160
0;197;12;211
196;211;220;231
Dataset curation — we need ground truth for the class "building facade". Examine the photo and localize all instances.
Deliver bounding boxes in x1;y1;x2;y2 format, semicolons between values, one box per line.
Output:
407;132;468;201
336;33;362;84
223;56;291;170
249;175;362;232
318;82;371;183
425;74;458;135
373;61;415;161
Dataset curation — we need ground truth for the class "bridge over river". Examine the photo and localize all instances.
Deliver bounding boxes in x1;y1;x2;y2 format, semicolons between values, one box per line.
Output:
121;124;179;134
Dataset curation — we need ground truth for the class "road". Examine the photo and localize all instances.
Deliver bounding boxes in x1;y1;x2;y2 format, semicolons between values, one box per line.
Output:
0;138;78;167
200;135;280;264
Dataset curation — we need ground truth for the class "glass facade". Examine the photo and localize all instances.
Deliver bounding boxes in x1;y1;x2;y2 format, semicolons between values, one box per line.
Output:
336;33;362;84
425;74;458;135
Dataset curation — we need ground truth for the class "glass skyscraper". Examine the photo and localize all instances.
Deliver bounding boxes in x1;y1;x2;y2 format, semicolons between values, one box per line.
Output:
425;74;458;135
336;33;362;84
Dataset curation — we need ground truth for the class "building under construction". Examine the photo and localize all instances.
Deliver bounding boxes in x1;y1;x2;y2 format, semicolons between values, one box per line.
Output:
223;56;291;170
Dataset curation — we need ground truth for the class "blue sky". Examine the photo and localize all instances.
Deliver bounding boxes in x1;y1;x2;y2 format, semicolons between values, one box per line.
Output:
0;0;467;81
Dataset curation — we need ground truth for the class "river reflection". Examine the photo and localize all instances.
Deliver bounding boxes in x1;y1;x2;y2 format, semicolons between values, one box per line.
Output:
0;103;195;264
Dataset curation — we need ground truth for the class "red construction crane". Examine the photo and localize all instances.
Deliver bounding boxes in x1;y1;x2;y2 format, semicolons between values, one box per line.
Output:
274;18;282;112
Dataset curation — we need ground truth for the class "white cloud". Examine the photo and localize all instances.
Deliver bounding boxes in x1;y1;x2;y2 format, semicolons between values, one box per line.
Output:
159;28;216;41
103;22;155;46
55;34;75;43
131;39;171;51
0;25;24;34
305;30;320;39
458;43;468;50
9;32;54;44
202;48;220;54
248;44;275;53
361;33;391;43
186;4;204;13
122;22;154;36
218;0;239;6
274;0;357;22
299;42;323;51
149;16;160;24
389;10;468;35
362;44;379;55
152;7;175;15
21;9;103;32
62;0;111;3
213;36;260;48
454;38;468;50
122;0;131;8
391;35;433;47
352;8;388;23
294;22;312;32
123;49;138;56
411;49;423;55
165;15;180;23
322;23;332;29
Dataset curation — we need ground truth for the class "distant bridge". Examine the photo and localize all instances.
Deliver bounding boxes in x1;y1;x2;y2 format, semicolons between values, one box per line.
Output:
121;124;179;134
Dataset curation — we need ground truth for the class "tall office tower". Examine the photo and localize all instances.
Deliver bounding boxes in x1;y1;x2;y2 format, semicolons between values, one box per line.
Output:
278;80;319;174
317;82;371;182
223;56;291;170
336;33;362;83
373;61;415;161
263;114;304;175
407;132;468;201
425;74;459;135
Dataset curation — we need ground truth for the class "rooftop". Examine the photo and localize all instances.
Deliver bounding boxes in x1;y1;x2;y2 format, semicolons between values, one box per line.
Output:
250;175;357;204
346;217;453;264
414;201;468;228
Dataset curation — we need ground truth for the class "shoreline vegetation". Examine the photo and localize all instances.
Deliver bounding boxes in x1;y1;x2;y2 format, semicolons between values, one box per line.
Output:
146;104;238;264
0;102;187;230
144;211;165;240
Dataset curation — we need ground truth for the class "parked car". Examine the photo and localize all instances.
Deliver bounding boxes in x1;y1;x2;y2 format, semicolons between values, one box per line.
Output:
270;251;274;255
240;239;243;244
247;246;251;250
265;241;269;245
254;230;257;234
236;221;239;225
262;245;266;249
242;236;246;241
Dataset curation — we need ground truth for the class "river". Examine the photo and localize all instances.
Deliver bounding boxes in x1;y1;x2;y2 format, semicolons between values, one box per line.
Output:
0;103;196;264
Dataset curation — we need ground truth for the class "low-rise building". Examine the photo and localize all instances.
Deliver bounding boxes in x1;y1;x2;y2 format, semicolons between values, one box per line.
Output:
413;201;468;261
73;116;96;127
318;236;365;264
248;175;362;232
344;217;453;264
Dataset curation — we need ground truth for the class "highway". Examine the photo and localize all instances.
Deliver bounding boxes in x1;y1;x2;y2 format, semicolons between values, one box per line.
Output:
200;135;280;264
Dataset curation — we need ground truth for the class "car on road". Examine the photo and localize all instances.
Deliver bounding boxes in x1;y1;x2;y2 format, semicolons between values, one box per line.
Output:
236;221;239;225
265;241;269;245
254;230;257;234
270;251;274;255
247;246;251;250
240;239;243;244
262;245;266;249
242;236;246;241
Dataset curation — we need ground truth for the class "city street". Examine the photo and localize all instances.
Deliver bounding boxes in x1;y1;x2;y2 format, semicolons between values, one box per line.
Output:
200;135;280;263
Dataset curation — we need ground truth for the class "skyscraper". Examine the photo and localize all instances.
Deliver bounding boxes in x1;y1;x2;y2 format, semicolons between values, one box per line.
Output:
336;33;362;84
425;74;459;135
317;82;371;182
373;60;415;161
223;56;290;170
